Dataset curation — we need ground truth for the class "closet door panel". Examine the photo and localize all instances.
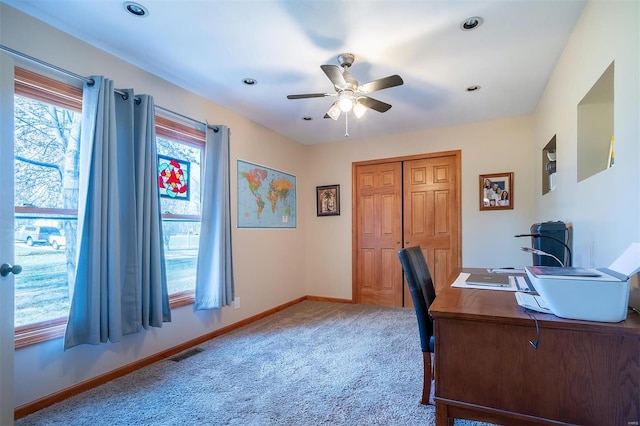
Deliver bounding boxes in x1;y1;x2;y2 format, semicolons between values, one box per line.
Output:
404;156;459;294
355;162;403;306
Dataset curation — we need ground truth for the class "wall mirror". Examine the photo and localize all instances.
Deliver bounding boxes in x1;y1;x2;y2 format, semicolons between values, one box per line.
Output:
577;61;614;182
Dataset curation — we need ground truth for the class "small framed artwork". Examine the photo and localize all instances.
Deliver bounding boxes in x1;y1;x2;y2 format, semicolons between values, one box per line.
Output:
158;155;190;201
316;184;340;216
480;172;513;211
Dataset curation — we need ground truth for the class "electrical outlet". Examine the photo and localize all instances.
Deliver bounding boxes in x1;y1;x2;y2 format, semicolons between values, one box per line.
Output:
234;297;240;309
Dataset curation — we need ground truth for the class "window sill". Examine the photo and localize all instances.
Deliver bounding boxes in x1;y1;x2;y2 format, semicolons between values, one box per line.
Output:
15;291;195;349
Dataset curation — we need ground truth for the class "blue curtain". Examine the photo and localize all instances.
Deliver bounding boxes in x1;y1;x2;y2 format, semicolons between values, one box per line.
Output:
194;125;234;310
132;93;171;327
64;77;170;350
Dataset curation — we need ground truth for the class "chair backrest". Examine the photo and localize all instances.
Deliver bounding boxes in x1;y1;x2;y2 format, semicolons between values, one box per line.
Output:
398;246;436;353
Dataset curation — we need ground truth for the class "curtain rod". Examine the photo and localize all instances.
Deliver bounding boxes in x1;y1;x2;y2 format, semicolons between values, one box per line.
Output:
1;44;218;132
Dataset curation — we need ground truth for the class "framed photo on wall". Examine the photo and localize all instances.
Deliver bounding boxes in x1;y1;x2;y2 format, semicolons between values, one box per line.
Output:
316;184;340;216
480;172;513;211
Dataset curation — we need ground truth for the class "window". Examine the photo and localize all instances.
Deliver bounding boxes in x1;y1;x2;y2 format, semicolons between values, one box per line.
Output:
14;69;205;346
155;117;204;305
14;68;82;346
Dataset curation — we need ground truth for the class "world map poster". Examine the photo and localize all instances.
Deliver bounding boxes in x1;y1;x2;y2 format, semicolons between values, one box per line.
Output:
237;159;297;228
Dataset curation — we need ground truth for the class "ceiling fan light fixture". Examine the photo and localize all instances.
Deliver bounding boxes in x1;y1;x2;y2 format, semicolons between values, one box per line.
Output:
326;102;341;120
338;92;354;112
353;101;367;118
287;53;404;131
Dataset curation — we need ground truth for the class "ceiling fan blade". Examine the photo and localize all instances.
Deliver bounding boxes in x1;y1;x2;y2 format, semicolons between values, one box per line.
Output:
359;75;404;93
287;93;330;99
358;96;392;113
321;65;347;89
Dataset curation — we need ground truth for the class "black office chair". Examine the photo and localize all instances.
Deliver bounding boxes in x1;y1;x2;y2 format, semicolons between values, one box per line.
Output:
398;246;436;405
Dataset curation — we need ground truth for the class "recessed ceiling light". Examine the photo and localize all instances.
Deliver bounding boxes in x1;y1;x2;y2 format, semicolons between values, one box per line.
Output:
302;117;313;121
123;2;149;17
242;78;257;86
466;85;481;92
460;16;483;31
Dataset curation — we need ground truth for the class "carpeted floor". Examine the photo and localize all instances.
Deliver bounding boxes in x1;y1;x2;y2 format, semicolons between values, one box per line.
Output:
17;301;495;426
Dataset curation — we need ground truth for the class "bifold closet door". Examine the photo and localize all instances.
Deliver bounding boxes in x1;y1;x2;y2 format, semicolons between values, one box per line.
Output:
403;156;459;297
354;152;460;307
354;161;403;307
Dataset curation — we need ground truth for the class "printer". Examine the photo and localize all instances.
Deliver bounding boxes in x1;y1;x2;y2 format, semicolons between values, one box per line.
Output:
518;242;640;323
524;266;629;322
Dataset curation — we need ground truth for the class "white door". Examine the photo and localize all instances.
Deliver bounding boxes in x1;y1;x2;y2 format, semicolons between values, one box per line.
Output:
0;52;16;426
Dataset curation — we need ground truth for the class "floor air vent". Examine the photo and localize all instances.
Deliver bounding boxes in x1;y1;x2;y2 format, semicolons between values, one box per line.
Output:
169;347;204;362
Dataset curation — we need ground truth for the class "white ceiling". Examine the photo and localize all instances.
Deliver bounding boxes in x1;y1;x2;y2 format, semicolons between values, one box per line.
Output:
5;0;586;145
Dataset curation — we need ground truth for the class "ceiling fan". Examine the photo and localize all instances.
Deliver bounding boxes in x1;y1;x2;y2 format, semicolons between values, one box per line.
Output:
287;53;404;124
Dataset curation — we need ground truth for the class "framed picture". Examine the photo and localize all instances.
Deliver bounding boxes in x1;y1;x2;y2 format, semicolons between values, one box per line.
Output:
158;155;190;201
316;185;340;216
480;172;513;211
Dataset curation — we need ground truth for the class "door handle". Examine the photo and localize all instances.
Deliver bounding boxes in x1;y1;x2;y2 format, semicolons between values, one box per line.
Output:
0;263;22;277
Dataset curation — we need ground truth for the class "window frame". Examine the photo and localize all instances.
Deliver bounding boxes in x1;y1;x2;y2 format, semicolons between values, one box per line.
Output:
14;69;205;348
155;115;205;307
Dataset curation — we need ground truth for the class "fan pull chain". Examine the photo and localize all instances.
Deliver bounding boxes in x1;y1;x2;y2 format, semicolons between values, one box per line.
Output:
345;111;349;137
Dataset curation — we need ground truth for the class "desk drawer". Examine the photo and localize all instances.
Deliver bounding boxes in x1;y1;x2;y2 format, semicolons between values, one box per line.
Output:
434;317;640;425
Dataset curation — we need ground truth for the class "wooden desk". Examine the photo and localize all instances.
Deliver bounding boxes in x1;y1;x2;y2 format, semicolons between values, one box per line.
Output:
429;269;640;426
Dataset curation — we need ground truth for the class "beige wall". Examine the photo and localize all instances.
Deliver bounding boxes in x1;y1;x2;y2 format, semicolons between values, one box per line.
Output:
2;4;308;407
532;0;640;267
303;116;536;299
2;0;639;410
